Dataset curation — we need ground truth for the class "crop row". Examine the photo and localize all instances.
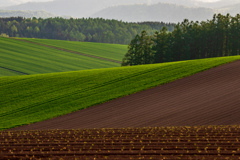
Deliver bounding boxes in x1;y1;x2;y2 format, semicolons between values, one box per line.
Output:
0;37;119;76
1;126;240;159
21;38;128;61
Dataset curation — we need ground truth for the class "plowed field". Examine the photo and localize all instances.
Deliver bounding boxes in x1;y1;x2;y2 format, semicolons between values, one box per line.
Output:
2;126;240;159
11;60;240;131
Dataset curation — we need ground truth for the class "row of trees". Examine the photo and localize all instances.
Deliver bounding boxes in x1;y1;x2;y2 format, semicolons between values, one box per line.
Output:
0;17;175;44
122;14;240;66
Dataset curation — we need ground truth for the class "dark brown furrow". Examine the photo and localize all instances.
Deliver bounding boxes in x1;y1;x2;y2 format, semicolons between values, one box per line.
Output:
10;60;240;130
3;126;240;159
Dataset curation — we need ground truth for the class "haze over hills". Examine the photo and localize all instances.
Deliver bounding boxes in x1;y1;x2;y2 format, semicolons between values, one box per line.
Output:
92;3;215;23
218;3;240;16
92;1;240;23
0;10;55;18
1;0;239;23
3;0;153;18
0;0;53;8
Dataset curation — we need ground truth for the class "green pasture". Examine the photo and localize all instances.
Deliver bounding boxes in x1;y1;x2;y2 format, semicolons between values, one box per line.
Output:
0;37;120;76
1;55;240;130
19;38;128;61
0;67;21;77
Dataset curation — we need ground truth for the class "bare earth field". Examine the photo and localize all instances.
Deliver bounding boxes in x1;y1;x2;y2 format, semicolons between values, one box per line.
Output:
2;60;240;159
10;60;240;131
2;126;240;159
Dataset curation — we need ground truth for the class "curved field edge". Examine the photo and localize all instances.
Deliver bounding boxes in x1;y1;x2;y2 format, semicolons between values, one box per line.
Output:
1;56;240;130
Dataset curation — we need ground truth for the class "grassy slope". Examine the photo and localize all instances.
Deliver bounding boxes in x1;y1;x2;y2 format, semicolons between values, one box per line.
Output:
20;38;128;61
0;37;120;76
0;68;21;77
1;56;240;130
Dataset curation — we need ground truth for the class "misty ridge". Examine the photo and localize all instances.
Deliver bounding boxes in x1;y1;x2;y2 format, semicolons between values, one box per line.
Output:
0;0;240;23
0;10;55;19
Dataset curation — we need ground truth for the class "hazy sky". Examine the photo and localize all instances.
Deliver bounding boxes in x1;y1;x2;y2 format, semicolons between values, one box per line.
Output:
0;0;222;8
0;0;52;7
8;0;221;4
197;0;220;2
10;0;53;4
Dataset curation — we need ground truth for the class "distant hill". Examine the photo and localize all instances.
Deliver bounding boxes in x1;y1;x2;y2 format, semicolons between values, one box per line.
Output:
4;0;151;18
92;3;215;23
3;0;240;18
0;10;55;18
0;0;52;8
2;0;239;23
195;0;240;8
217;3;240;16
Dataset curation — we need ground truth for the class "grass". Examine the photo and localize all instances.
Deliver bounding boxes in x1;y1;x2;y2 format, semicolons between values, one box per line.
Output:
0;67;22;77
0;37;121;76
19;38;128;61
1;55;240;130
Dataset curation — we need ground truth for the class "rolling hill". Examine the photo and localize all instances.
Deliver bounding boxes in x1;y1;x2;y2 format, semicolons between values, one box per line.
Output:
0;10;55;18
92;3;214;23
218;3;240;16
0;37;125;76
1;55;240;130
3;0;150;18
19;38;127;62
2;0;239;22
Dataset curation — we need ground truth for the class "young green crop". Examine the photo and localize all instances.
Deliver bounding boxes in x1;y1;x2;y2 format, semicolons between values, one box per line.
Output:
0;67;22;77
18;38;128;62
0;37;120;76
1;56;240;130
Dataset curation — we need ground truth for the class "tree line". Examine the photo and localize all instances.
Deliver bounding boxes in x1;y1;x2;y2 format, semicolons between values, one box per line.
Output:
122;14;240;66
0;17;174;44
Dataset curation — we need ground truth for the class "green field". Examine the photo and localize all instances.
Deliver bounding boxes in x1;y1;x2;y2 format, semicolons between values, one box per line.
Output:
0;67;22;76
18;38;127;62
1;55;240;130
0;37;125;76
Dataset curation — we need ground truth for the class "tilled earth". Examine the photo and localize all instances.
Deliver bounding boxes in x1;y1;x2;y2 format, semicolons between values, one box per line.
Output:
4;60;240;159
10;60;240;131
1;126;240;159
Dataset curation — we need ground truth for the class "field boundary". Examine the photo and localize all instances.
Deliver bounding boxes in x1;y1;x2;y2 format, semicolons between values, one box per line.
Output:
0;66;29;75
13;38;122;64
8;59;240;131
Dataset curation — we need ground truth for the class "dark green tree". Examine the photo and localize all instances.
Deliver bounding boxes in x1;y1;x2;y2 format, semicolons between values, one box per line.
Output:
152;27;170;63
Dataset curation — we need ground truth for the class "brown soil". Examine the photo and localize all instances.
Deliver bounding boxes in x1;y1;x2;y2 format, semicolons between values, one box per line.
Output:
1;126;240;159
10;60;240;131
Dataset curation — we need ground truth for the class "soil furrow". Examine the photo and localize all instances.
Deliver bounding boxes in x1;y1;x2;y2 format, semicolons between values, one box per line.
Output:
10;60;240;130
